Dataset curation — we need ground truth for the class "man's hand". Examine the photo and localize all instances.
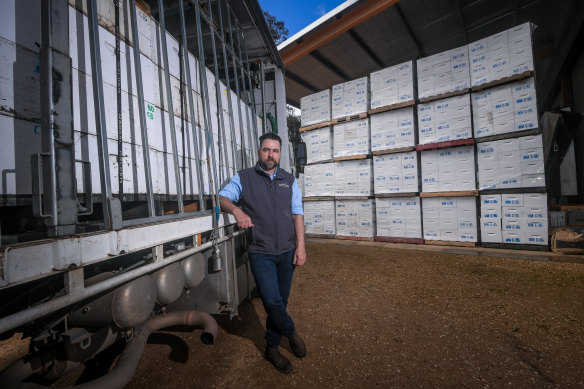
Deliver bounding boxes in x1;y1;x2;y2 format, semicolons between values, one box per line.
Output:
293;245;306;266
233;207;254;229
220;196;254;229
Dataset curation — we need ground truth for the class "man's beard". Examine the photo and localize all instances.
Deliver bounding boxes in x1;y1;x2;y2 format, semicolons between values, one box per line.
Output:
260;158;277;170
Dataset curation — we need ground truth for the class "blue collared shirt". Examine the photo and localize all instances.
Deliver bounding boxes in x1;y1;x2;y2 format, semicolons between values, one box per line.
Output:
219;167;304;215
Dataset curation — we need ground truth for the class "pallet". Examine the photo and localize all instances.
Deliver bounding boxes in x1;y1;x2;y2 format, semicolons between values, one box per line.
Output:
425;240;476;247
336;235;374;242
475;128;541;143
481;242;549;252
416;137;475;151
306;158;334;165
302;196;335;201
368;100;415;115
299;121;331;133
330;112;368;125
375;192;418;198
306;233;336;239
335;196;374;200
471;71;535;92
420;190;478;198
371;146;415;156
333;154;370;162
374;236;424;244
418;88;471;104
479;187;546;195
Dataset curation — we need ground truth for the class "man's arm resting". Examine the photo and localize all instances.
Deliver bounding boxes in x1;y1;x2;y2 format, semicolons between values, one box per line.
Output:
292;214;306;266
219;196;254;228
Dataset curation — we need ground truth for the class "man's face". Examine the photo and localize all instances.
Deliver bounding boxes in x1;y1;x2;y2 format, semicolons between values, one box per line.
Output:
258;139;281;172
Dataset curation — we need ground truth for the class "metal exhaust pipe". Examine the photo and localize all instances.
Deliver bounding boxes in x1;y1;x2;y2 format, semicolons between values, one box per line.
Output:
0;310;218;389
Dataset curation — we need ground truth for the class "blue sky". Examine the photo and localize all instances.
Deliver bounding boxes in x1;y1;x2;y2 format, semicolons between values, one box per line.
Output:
258;0;347;41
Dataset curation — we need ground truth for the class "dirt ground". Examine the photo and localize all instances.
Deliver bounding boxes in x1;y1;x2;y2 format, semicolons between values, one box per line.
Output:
2;240;584;388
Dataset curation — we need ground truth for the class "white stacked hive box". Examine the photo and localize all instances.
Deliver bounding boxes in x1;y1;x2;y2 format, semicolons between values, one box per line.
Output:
421;145;476;192
370;60;414;110
300;126;333;164
298;173;305;197
300;89;331;127
501;193;548;245
417;94;472;145
373;151;419;194
331;77;369;119
336;199;376;238
423;197;478;242
370;107;415;152
469;22;534;87
333;118;370;158
304;200;336;235
376;197;422;238
479;194;503;243
472;77;538;138
417;45;470;100
477;134;544;190
303;162;335;197
334;159;373;197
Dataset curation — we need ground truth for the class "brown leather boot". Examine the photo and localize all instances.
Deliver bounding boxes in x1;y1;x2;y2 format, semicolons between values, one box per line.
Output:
264;346;293;373
288;331;306;358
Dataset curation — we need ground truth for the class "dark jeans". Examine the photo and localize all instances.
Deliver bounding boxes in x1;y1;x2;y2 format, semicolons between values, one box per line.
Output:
249;248;296;348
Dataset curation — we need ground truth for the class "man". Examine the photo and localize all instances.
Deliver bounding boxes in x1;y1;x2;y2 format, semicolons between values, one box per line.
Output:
219;133;307;374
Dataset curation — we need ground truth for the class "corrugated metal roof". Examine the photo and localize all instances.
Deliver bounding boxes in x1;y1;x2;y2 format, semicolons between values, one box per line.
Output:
279;0;584;109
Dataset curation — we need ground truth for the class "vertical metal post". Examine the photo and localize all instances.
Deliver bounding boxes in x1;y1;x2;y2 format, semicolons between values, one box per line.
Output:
241;25;261;147
226;8;248;169
87;0;115;230
206;0;229;184
157;0;184;213
231;10;255;163
129;0;155;217
193;0;221;215
216;0;239;175
260;61;267;133
177;0;205;209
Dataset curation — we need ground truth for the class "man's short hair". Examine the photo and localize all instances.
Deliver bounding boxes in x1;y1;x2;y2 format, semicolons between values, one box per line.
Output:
259;132;282;147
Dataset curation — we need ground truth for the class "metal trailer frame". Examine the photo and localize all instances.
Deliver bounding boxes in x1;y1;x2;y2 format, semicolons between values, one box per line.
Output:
0;0;279;337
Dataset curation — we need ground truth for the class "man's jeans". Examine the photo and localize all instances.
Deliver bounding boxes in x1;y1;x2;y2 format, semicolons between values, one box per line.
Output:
249;248;296;348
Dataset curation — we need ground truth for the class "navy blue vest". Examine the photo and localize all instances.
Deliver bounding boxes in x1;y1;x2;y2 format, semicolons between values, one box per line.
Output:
238;163;296;255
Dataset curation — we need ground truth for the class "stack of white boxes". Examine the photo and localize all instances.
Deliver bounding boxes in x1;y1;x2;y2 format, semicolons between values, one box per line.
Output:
477;134;544;190
369;61;415;110
304;201;336;235
303;162;335;197
376;197;422;238
334;159;374;196
333;118;371;158
336;199;376;238
472;77;538;138
370;107;415;152
373;151;419;194
501;193;548;245
421;146;476;192
300;126;333;164
417;45;470;100
300;89;331;127
418;94;472;145
469;22;534;87
479;194;503;243
331;77;370;119
423;197;478;242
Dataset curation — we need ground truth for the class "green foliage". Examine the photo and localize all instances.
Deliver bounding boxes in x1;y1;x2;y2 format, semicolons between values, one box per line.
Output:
263;11;289;45
287;106;303;173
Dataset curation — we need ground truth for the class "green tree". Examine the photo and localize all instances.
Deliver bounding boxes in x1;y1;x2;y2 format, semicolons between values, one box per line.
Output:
287;106;303;173
263;11;289;45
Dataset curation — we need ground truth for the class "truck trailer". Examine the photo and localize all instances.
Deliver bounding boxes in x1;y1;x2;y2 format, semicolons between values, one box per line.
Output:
0;0;289;386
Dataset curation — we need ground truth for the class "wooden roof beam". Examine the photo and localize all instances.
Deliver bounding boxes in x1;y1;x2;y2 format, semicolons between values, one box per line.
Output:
281;0;401;67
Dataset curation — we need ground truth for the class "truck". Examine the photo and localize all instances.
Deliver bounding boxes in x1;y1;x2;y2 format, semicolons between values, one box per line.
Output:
0;0;290;386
